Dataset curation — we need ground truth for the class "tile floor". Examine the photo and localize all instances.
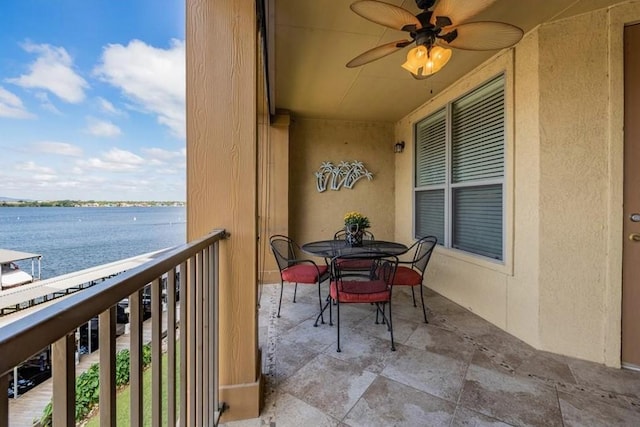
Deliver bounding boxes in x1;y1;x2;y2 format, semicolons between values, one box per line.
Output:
222;283;640;427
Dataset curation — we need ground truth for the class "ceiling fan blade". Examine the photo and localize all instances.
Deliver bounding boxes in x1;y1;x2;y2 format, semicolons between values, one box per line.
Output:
346;39;411;68
438;22;523;51
431;0;496;27
351;1;421;31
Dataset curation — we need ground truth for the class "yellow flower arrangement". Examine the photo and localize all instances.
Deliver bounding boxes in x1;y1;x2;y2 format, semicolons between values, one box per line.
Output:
343;211;370;229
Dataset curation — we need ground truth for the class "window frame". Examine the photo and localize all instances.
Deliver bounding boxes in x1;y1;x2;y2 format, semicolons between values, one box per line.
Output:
413;73;508;265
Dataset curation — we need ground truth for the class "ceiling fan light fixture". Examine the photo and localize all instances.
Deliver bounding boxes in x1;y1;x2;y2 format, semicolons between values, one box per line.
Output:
423;45;451;75
402;45;451;77
401;45;427;74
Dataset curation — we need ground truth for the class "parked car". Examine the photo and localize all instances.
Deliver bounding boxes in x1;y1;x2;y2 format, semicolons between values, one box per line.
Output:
7;377;34;398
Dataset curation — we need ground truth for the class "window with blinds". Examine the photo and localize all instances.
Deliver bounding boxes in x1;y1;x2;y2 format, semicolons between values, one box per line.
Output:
414;75;505;261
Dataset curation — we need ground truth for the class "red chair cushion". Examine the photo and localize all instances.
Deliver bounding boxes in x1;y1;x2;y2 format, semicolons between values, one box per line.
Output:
282;264;328;284
392;266;423;286
336;258;374;270
330;279;390;303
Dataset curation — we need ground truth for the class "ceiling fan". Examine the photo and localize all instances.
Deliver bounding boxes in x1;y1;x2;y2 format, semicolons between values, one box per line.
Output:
346;0;524;79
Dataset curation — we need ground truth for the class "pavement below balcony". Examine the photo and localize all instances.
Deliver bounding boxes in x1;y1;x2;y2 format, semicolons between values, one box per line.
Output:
222;282;640;427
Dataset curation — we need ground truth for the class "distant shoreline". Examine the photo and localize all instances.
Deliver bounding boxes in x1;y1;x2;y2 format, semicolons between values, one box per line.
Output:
0;201;185;208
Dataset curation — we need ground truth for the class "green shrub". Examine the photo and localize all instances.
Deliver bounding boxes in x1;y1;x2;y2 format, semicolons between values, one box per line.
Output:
115;349;130;386
75;364;100;420
37;343;153;426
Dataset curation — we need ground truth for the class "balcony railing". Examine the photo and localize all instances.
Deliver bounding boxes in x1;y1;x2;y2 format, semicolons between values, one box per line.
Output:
0;229;227;427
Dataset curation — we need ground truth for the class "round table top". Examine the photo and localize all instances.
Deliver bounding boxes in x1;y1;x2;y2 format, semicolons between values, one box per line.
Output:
301;239;408;258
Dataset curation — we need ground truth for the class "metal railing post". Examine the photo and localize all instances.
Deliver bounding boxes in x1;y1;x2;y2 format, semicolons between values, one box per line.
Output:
129;289;143;427
167;267;177;425
151;278;162;427
52;333;75;427
99;306;116;427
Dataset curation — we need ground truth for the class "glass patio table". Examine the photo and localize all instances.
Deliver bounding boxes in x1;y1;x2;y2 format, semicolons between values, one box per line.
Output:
301;239;408;258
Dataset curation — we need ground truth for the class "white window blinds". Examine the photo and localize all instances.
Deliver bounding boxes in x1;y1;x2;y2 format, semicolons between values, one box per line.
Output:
414;75;505;260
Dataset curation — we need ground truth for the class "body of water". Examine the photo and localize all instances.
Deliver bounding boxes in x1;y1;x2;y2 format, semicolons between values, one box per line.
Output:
0;207;186;280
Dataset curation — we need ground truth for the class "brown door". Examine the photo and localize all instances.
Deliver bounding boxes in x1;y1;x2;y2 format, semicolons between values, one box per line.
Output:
623;23;640;368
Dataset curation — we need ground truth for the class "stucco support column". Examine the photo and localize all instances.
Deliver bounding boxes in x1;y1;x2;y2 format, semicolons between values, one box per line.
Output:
186;0;261;422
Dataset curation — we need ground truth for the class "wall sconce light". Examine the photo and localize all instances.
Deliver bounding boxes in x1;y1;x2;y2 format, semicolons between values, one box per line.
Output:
394;141;405;153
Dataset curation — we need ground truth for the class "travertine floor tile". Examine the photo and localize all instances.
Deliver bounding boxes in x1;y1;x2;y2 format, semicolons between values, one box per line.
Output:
459;363;563;427
558;390;640;426
273;392;341;427
404;323;475;362
281;353;377;420
451;406;514;427
381;344;468;402
343;376;455;427
322;331;398;374
568;358;640;399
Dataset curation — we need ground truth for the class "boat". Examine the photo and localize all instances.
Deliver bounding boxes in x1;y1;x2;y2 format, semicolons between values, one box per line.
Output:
0;249;41;290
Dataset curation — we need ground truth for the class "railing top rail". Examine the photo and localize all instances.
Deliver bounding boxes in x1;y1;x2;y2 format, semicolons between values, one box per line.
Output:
0;229;227;377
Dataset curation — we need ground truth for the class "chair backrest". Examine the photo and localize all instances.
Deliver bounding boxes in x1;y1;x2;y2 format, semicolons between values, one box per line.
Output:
333;229;375;240
269;235;298;272
331;253;397;285
375;256;398;286
411;236;438;274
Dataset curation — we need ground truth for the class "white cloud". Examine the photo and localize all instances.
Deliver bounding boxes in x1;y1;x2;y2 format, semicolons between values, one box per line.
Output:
94;39;185;138
35;92;62;115
142;147;185;161
0;86;34;118
7;42;89;103
33;141;83;157
33;173;57;182
81;148;144;172
84;158;136;172
2;158;184;201
103;148;144;165
15;161;55;174
97;97;124;115
85;117;122;137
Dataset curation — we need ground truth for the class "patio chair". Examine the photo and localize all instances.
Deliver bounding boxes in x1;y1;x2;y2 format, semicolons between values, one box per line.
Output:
333;228;375;241
269;235;330;321
332;229;376;273
325;253;398;352
393;235;437;323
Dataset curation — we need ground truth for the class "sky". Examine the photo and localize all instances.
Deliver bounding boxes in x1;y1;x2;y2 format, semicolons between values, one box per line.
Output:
0;1;186;201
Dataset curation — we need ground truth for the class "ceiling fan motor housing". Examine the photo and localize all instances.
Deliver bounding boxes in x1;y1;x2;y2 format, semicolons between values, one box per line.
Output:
410;11;455;49
415;0;436;10
414;31;436;49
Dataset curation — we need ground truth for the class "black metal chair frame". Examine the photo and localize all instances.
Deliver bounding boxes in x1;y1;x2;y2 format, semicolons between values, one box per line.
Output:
333;229;375;241
397;235;437;323
330;229;377;276
316;253;398;352
269;235;329;322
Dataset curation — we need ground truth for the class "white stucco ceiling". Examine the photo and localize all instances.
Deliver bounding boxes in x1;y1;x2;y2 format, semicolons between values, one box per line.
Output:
272;0;622;121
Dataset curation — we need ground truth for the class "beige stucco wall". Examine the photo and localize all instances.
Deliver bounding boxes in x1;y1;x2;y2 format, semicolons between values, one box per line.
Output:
289;118;395;250
537;9;611;363
508;30;541;348
395;50;517;332
394;1;640;365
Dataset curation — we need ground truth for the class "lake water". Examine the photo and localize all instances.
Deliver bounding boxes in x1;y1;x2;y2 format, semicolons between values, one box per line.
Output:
0;207;186;279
